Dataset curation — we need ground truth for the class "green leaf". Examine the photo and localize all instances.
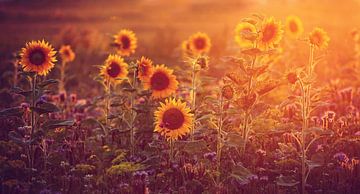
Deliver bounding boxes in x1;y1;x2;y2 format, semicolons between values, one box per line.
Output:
0;107;23;118
175;140;210;155
276;175;299;187
8;131;31;146
41;119;75;130
224;132;245;148
31;102;60;115
81;118;107;135
230;164;253;184
38;79;59;88
306;127;334;136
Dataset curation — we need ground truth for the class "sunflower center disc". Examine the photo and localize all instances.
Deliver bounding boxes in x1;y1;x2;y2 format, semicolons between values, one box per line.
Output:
29;49;46;66
289;21;298;33
150;71;170;90
162;108;185;130
121;36;131;49
262;26;276;42
194;38;205;50
107;62;121;78
139;63;148;75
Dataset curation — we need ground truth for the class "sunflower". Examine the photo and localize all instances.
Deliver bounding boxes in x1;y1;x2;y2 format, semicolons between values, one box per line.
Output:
181;40;193;57
59;45;75;63
154;98;193;141
258;17;283;48
285;15;304;38
309;27;330;49
234;22;257;48
113;29;137;56
20;40;57;76
143;65;178;99
188;32;211;55
100;54;129;85
137;56;154;81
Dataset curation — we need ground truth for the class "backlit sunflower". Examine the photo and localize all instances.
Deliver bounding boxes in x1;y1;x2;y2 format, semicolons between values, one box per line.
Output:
234;22;257;48
100;54;129;85
258;17;283;48
285;15;304;38
309;27;330;49
59;45;75;63
137;56;154;82
188;32;211;55
143;65;178;99
113;29;137;56
20;40;57;76
181;40;193;57
154;98;193;141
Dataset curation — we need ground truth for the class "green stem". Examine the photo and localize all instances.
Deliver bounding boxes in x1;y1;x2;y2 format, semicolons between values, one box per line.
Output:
169;139;174;161
30;75;37;168
190;61;197;141
216;93;223;184
130;69;137;156
105;79;111;127
59;61;66;93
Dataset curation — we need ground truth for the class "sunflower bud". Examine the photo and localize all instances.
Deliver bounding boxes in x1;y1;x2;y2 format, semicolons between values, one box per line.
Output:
221;85;234;100
286;72;298;84
196;56;209;69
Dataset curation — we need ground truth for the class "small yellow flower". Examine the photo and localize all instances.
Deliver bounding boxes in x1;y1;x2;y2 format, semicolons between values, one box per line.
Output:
154;98;193;141
234;22;257;48
258;17;284;49
20;40;57;76
309;27;330;49
59;45;75;63
113;29;137;56
285;15;304;38
137;56;154;82
100;54;129;86
143;65;178;99
188;32;211;55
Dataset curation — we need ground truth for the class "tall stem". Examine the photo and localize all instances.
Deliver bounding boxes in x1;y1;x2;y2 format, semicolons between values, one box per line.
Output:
130;70;137;156
30;75;37;168
301;45;314;194
105;80;111;127
216;93;224;184
59;61;66;93
190;61;197;141
13;60;18;87
169;139;174;162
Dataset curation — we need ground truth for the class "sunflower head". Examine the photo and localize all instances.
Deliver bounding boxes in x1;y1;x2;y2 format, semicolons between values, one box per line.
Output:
181;40;193;57
309;27;330;49
188;32;211;55
20;40;57;76
143;65;178;99
100;54;129;86
234;22;257;48
137;56;154;81
113;29;137;56
285;15;304;38
258;17;284;49
154;98;193;141
59;45;75;63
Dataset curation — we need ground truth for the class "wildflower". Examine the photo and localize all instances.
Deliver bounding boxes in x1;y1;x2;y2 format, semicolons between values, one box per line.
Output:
59;45;75;63
154;98;193;141
188;32;211;55
285;15;304;38
143;65;178;99
309;27;330;49
113;29;137;56
100;54;129;86
20;40;57;76
258;17;284;48
137;56;154;82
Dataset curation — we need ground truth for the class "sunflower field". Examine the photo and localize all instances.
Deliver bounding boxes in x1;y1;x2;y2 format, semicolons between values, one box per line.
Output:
0;0;360;194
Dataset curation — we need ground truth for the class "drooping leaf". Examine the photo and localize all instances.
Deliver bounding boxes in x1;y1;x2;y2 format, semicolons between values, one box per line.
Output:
31;102;60;115
0;107;23;118
41;119;75;130
276;175;299;187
